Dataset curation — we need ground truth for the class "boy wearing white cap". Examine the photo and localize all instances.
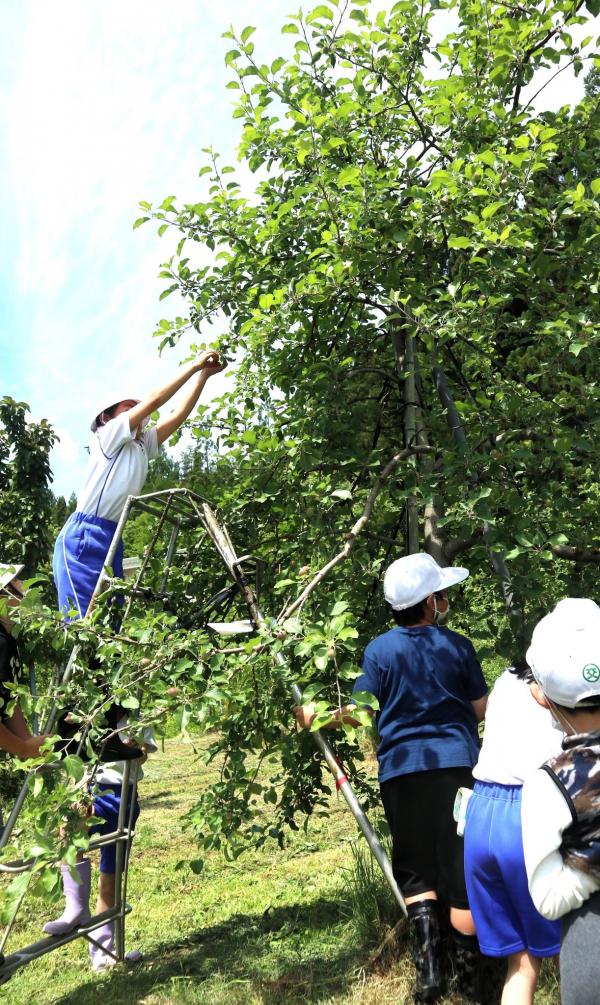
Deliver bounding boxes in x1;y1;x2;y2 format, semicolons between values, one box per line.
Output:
522;598;600;1005
53;351;225;619
295;552;488;1003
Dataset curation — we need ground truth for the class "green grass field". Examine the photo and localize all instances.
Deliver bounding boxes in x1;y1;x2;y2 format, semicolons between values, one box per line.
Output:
1;736;560;1005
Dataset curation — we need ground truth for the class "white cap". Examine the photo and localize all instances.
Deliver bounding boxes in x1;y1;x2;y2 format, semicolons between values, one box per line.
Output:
90;395;141;432
383;553;469;610
0;563;25;591
527;598;600;708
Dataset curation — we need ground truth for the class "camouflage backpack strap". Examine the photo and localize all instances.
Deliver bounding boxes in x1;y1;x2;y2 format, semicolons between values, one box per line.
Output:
540;757;578;828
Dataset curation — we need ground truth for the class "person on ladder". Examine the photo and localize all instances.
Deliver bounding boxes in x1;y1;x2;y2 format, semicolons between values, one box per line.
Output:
45;350;225;964
53;349;226;620
295;553;488;1003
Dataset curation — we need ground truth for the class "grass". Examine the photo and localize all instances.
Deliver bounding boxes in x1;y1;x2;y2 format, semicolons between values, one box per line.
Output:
1;736;560;1005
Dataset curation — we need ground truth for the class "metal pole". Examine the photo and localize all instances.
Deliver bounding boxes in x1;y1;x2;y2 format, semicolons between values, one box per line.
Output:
200;503;406;914
113;759;131;961
159;524;180;593
118;762;139;958
86;496;136;617
28;665;38;737
285;657;405;912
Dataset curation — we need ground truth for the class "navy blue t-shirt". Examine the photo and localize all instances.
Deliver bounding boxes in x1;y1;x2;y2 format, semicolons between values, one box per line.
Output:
353;625;487;784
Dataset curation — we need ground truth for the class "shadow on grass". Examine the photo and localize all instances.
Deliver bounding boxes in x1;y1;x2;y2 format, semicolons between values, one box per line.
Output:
52;898;359;1005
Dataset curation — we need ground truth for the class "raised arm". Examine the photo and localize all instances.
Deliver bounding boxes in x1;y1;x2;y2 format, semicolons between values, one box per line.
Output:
155;353;226;446
126;351;225;434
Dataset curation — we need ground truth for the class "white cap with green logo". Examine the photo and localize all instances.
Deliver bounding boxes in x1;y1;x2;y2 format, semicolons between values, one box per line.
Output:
527;598;600;708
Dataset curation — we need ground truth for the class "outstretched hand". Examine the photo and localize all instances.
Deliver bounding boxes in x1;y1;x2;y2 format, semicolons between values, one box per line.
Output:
195;351;227;377
293;704;317;730
19;734;51;760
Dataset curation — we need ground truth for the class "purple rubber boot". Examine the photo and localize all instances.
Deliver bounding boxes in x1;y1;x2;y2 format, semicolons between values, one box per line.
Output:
43;860;91;936
88;921;142;971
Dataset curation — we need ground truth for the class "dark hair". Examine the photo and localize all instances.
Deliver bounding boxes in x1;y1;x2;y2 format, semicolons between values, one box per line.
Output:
96;403;119;429
508;657;534;684
555;698;600;714
392;598;428;627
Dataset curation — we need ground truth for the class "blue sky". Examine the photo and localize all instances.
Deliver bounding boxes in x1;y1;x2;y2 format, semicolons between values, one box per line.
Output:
1;3;596;498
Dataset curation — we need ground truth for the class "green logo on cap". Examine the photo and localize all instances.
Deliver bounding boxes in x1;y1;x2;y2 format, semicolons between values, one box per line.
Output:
582;664;600;683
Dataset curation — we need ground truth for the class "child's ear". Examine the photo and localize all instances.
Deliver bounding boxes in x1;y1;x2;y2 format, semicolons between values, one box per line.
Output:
530;681;550;709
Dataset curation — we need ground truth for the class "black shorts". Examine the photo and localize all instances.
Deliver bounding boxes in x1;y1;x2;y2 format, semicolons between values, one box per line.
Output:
380;766;473;909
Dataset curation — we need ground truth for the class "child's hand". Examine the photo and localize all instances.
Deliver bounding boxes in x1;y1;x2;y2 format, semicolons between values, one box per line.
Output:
194;351;227;376
293;704;317;730
19;734;51;760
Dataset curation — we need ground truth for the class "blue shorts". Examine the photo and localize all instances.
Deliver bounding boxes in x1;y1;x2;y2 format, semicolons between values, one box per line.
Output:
90;785;140;874
464;781;560;958
53;511;123;619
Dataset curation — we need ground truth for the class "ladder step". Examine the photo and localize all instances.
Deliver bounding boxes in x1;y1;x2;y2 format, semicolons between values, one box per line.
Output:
0;905;131;984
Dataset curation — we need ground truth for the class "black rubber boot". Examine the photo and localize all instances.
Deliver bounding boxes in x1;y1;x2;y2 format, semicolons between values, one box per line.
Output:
451;928;483;1003
407;900;446;1003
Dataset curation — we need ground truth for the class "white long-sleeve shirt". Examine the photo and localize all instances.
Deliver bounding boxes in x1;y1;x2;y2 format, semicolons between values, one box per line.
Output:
522;767;600;920
473;671;562;784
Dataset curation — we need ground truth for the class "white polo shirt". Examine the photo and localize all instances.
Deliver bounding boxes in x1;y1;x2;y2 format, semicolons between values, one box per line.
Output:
76;412;159;523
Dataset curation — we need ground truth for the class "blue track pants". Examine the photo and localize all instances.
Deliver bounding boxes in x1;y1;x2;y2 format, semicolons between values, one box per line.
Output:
53;511;123;619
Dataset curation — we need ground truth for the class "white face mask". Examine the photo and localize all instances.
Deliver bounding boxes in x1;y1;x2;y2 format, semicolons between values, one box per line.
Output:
433;596;450;624
548;700;576;736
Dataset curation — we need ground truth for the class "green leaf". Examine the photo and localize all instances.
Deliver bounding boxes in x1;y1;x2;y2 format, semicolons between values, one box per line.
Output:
240;26;256;43
63;755;84;783
591;179;600;196
352;691;379;710
133;217;149;230
569;340;587;357
337;166;360;186
308;4;334;19
448;236;471;249
477;150;496;167
282;22;299;33
331;488;352;499
120;695;140;709
481;201;503;220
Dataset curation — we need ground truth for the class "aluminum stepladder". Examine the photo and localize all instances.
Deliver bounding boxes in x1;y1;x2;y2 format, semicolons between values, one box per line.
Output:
0;487;405;986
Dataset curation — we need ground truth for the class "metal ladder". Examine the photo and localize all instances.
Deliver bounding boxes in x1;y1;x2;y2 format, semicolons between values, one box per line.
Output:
0;487;404;985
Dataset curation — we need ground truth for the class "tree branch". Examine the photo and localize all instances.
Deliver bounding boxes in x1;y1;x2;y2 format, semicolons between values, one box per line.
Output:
550;544;600;564
278;444;436;621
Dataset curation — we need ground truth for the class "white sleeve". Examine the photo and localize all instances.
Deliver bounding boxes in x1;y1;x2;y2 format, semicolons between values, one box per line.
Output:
143;425;160;460
141;726;158;752
522;768;600;920
96;412;134;456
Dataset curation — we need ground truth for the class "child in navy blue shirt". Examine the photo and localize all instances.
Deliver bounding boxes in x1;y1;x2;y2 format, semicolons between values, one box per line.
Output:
296;553;488;1003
